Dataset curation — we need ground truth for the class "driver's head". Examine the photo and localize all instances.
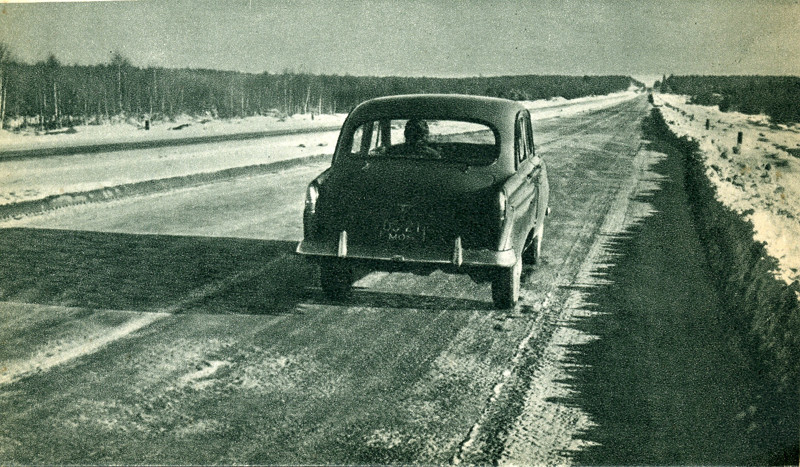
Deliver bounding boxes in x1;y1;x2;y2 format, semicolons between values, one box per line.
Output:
404;118;429;144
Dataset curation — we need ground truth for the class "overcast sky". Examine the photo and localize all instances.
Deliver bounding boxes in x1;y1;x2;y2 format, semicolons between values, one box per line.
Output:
1;0;799;84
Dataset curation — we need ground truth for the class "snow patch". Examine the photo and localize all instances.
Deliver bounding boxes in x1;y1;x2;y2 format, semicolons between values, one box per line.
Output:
0;311;167;386
179;360;229;390
366;428;405;450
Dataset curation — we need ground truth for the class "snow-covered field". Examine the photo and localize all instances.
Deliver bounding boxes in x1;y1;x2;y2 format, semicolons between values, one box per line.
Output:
0;90;640;209
655;93;800;287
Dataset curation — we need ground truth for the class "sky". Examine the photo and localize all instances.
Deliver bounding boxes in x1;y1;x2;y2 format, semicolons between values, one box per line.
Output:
1;0;799;84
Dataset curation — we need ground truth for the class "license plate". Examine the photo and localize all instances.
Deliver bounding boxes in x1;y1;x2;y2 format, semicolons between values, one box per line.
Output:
380;218;427;242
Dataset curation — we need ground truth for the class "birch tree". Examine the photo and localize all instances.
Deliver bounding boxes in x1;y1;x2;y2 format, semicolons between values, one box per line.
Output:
0;43;10;129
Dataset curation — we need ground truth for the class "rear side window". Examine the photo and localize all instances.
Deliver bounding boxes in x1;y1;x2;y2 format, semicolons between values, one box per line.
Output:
343;118;498;165
515;112;533;165
525;113;535;158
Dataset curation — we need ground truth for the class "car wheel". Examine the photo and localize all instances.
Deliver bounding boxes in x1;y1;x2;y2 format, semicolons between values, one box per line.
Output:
492;256;521;309
320;259;354;299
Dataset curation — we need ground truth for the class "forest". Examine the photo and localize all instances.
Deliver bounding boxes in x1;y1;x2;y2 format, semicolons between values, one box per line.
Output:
0;47;635;131
656;75;800;124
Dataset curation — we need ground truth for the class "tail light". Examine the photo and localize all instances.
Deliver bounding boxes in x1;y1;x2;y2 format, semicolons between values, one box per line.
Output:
495;189;512;250
496;190;507;222
305;183;320;213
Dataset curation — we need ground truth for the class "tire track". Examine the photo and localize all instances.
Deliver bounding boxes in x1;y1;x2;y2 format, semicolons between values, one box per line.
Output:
0;311;167;386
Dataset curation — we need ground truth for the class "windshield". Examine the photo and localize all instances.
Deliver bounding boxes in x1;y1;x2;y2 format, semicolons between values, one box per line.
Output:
342;118;498;165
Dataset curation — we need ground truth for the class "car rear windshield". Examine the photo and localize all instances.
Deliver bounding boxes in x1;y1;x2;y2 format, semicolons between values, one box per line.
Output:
343;118;498;165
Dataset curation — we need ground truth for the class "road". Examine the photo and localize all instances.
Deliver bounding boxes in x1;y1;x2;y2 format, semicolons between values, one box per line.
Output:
0;95;785;464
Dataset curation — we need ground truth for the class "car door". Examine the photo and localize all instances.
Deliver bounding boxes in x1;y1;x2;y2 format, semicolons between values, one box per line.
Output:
507;110;538;250
526;114;548;238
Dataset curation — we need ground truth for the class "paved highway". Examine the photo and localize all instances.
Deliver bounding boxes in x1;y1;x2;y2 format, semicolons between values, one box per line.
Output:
1;96;783;464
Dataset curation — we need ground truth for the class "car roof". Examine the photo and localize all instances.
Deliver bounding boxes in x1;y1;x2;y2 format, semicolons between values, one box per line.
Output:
346;94;526;133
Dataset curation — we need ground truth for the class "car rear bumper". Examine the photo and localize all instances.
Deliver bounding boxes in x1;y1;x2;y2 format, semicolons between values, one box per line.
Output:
296;234;517;268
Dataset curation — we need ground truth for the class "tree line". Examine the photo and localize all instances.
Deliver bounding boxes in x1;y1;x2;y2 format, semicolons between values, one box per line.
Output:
0;47;635;130
656;74;800;124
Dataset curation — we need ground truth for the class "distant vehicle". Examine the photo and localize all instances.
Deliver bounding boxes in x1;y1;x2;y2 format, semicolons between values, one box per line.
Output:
296;94;550;308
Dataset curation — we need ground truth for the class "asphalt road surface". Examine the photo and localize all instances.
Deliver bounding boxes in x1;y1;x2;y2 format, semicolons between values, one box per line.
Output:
0;95;784;464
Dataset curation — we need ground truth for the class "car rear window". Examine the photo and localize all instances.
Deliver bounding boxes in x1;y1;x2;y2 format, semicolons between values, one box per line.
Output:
344;119;498;165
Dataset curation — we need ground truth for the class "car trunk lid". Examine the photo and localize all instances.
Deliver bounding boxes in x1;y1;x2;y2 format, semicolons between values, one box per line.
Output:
319;159;500;250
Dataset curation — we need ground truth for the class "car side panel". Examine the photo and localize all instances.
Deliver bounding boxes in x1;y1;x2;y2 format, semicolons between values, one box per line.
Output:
509;157;539;251
501;109;539;254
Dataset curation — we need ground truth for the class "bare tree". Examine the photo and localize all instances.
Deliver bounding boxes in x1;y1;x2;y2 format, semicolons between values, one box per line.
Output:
0;42;11;129
45;54;60;126
110;51;131;113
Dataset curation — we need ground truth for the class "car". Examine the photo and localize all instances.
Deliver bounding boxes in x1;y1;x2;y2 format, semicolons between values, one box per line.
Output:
296;94;549;308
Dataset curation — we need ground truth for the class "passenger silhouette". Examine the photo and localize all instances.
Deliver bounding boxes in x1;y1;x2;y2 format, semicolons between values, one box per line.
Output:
388;118;440;158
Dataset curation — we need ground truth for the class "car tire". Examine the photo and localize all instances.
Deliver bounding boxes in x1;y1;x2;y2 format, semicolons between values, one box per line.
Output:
320;259;354;299
492;257;521;309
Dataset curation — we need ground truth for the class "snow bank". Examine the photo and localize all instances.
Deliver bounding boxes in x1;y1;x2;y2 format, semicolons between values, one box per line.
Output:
0;154;331;222
654;93;800;288
0;129;340;207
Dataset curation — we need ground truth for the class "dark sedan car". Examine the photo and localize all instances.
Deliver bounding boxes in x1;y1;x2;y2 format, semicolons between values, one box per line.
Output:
297;94;549;308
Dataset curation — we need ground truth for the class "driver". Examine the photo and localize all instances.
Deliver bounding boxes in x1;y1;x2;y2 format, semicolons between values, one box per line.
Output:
389;118;440;158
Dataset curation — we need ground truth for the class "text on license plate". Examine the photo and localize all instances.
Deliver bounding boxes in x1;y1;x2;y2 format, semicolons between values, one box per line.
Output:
380;219;427;242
